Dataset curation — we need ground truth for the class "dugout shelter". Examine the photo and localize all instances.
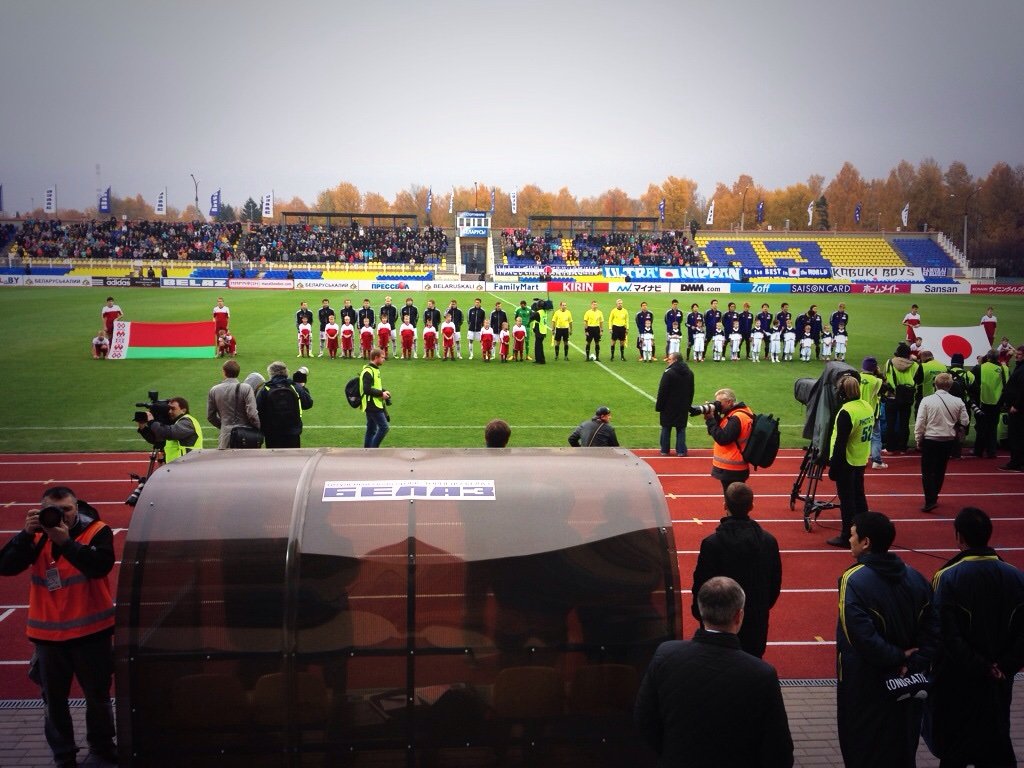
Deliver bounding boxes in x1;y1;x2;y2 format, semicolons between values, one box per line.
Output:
116;448;680;767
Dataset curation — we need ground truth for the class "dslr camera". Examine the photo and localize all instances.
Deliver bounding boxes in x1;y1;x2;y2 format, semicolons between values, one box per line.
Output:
689;401;721;417
134;390;171;425
38;505;65;529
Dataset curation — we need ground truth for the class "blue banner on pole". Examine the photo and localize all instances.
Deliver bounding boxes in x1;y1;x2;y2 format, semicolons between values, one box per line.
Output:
854;202;862;224
98;187;111;214
209;189;221;217
756;200;764;223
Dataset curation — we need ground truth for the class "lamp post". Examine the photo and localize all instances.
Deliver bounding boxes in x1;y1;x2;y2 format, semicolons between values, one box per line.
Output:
739;186;749;232
190;174;199;220
950;188;980;261
474;182;479;209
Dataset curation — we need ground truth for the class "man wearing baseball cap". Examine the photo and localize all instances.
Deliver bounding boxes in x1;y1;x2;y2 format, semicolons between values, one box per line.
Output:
568;406;620;447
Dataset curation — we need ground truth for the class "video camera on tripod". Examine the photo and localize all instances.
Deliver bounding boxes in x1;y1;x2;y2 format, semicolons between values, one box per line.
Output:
790;362;861;531
133;390;172;426
127;390;168;506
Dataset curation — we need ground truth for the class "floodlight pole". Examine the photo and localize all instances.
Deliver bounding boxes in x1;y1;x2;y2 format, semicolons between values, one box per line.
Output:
740;186;749;232
190;174;199;220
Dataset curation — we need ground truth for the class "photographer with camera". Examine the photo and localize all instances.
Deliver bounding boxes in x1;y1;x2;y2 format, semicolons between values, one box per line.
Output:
136;396;204;462
697;388;754;497
361;347;392;448
257;361;314;448
0;486;117;768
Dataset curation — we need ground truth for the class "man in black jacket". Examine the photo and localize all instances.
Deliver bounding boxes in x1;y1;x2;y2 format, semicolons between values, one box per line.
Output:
837;511;938;768
926;507;1024;767
999;344;1024;471
691;482;781;658
568;406;619;447
655;352;694;456
635;576;794;768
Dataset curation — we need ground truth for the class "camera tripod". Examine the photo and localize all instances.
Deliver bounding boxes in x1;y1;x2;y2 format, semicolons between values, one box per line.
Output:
789;445;838;532
126;444;164;507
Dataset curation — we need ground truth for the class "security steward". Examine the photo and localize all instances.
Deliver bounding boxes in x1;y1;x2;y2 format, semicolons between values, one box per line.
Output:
705;387;754;497
826;376;874;547
971;350;1009;459
136;396;204;461
360;347;391;448
530;299;549;364
0;486;117;768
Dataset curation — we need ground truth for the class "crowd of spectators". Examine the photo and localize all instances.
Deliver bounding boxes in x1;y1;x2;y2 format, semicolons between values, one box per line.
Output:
6;219;243;261
242;223;448;264
501;228;702;267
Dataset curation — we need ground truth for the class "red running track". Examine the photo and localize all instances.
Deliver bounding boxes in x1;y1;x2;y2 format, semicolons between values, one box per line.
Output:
1;449;1022;699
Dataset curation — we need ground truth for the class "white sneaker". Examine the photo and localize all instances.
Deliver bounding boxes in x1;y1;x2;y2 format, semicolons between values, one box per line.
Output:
872;462;888;469
317;352;324;358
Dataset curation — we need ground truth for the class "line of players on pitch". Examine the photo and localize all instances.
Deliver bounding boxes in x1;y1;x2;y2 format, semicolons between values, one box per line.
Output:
288;296;853;365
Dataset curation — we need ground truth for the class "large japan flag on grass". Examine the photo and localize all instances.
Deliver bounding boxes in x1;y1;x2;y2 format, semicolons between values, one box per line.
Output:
915;325;992;365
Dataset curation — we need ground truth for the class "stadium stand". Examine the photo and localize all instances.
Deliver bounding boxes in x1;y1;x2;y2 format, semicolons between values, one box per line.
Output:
501;229;701;267
891;238;959;270
6;219;242;261
241;223;447;264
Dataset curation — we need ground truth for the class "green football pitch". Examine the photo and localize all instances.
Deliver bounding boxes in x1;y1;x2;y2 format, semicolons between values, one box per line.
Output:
0;287;1015;452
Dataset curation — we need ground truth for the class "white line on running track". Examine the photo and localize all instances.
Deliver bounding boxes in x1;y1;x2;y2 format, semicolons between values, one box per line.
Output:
0;609;15;623
665;492;1024;499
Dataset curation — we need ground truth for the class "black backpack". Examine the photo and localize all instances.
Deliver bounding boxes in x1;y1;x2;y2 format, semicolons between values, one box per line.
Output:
344;377;361;409
263;382;301;426
947;368;967;399
740;409;781;470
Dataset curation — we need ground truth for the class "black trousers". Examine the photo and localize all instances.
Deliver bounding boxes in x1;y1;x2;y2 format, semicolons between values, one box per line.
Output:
533;330;546;363
973;405;999;458
884;399;913;452
832;463;867;536
33;633;116;763
1007;409;1023;468
921;438;954;505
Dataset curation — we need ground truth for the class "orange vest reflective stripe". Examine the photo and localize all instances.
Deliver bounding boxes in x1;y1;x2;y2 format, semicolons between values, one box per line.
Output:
712;407;753;471
27;520;114;642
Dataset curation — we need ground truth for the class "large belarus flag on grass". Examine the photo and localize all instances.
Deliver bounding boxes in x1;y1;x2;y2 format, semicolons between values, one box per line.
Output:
108;320;216;359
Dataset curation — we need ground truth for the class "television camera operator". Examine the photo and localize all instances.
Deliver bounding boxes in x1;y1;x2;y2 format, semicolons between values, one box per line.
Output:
0;486;117;767
695;388;753;497
135;396;204;462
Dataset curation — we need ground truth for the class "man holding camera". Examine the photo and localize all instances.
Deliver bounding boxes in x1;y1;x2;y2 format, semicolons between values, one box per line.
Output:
136;396;204;461
0;486;117;768
701;388;754;497
257;362;313;448
361;347;392;448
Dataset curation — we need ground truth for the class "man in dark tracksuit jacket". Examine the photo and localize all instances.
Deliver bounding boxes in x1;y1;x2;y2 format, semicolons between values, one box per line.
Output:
837;512;938;768
925;507;1024;767
636;576;793;768
691;482;781;658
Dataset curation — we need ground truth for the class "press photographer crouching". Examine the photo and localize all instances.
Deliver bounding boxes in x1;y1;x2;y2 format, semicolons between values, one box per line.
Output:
136;396;204;462
696;388;754;497
0;486;117;767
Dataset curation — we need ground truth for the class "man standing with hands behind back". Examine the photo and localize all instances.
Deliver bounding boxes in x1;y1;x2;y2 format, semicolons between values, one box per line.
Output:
655;351;693;457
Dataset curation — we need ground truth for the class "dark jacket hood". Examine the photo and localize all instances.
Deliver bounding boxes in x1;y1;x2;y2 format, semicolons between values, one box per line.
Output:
857;551;907;582
715;516;765;557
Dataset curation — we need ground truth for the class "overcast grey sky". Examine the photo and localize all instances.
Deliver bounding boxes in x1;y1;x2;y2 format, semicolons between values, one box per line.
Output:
3;0;1022;215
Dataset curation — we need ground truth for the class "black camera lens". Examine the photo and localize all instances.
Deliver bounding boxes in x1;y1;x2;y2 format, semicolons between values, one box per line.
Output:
38;505;64;528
